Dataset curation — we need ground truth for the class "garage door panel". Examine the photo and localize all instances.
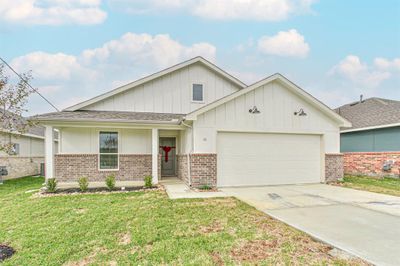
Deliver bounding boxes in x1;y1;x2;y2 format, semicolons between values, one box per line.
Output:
217;132;321;187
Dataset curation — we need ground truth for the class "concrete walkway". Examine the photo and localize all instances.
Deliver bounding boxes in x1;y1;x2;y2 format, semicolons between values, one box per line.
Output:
222;184;400;266
161;179;227;199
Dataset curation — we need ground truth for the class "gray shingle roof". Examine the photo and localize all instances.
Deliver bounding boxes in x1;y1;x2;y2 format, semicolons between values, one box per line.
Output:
335;97;400;130
31;111;185;124
0;108;46;137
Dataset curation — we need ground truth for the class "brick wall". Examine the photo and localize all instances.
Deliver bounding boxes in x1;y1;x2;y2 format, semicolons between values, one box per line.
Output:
55;154;152;182
189;153;217;188
344;152;400;177
0;156;43;180
325;154;344;182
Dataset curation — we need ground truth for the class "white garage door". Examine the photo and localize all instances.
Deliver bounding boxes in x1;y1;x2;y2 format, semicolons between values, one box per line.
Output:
217;132;322;187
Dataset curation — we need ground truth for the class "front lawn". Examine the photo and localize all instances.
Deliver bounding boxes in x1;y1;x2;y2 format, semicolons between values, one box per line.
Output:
0;177;365;265
335;175;400;197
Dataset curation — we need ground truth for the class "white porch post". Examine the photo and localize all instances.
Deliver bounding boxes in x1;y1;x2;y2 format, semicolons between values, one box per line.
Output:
45;125;55;181
152;128;159;184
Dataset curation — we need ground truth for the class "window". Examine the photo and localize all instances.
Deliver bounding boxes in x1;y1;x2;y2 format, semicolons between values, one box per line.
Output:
99;132;118;170
8;143;19;155
192;84;204;102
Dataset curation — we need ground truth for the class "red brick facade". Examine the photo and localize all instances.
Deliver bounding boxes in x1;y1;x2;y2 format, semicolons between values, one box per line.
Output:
189;153;217;188
55;154;152;182
325;154;344;182
344;152;400;177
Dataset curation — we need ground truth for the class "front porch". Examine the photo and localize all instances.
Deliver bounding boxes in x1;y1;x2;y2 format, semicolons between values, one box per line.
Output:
43;123;188;185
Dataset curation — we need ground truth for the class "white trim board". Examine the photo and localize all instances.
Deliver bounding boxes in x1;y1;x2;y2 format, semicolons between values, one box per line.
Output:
340;123;400;133
64;57;246;111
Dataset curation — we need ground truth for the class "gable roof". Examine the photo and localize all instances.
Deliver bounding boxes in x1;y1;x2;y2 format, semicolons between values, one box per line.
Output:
185;73;352;127
31;110;184;124
335;97;400;132
64;57;247;111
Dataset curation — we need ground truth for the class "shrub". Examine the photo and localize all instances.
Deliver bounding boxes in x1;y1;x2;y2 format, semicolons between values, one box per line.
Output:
144;175;153;188
105;174;116;191
78;176;89;192
46;178;57;193
199;184;212;190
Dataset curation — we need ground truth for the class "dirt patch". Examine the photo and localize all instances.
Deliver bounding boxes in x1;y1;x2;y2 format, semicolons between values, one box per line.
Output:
210;252;224;266
0;244;15;262
230;239;278;262
183;198;238;208
199;221;225;234
74;208;87;214
63;247;107;266
118;232;131;245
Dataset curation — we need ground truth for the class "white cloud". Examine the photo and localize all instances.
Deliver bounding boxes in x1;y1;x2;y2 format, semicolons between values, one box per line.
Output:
11;52;96;80
193;0;291;21
111;0;317;21
257;29;310;58
374;57;400;72
330;55;392;88
0;0;107;25
81;33;216;69
10;33;217;114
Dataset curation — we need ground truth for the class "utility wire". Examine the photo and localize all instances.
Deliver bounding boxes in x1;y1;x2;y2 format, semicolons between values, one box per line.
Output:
0;57;59;112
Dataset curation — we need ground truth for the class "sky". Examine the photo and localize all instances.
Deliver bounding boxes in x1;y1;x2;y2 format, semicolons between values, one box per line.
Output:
0;0;399;115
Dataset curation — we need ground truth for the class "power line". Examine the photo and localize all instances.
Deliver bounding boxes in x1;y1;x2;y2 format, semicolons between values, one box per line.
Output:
0;57;59;112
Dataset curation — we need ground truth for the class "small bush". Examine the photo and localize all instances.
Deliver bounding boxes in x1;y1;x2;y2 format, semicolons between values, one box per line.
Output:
144;175;153;188
46;178;57;193
105;174;116;191
78;176;89;192
199;184;212;190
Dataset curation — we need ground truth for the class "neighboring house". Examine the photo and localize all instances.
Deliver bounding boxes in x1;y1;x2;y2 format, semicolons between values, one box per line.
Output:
0;109;58;180
32;57;351;187
335;97;400;177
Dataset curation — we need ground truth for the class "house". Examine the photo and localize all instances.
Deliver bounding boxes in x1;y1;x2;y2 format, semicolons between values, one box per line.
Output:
32;57;351;187
0;109;58;180
335;97;400;177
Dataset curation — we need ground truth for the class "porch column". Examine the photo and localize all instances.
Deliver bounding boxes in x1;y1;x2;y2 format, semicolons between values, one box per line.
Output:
45;125;55;181
152;128;159;184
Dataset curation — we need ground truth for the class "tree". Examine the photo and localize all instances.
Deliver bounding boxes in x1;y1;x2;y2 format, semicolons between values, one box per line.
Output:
0;63;34;154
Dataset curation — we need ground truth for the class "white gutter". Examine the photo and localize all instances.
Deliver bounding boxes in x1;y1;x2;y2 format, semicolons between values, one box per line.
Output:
32;118;181;125
341;123;400;133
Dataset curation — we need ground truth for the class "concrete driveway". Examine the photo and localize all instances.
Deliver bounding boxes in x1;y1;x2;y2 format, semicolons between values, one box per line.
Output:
222;184;400;266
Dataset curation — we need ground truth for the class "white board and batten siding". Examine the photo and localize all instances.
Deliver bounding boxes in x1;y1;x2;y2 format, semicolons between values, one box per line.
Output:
192;80;341;186
193;80;340;154
82;63;241;114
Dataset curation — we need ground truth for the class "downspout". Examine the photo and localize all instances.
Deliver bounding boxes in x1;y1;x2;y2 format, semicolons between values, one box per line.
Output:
181;119;193;187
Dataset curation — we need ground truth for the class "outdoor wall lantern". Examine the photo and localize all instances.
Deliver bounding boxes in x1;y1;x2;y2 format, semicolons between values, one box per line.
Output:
249;106;261;114
294;108;307;116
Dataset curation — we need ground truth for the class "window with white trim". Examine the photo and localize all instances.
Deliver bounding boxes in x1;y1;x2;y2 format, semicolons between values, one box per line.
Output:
8;143;19;155
192;84;204;102
99;132;118;170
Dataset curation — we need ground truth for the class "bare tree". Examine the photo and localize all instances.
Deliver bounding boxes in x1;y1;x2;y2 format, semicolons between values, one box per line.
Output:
0;63;34;154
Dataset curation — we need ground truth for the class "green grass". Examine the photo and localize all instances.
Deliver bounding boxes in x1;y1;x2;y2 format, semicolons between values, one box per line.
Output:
0;177;365;265
337;175;400;197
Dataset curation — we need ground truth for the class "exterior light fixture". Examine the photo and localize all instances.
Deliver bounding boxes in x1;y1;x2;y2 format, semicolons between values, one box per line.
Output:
249;106;261;114
294;108;307;116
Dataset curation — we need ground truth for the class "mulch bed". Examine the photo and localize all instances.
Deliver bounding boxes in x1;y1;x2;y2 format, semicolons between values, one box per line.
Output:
0;244;15;262
35;186;161;197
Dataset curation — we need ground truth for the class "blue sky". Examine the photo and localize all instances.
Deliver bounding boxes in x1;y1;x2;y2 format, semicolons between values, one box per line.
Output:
1;0;399;115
